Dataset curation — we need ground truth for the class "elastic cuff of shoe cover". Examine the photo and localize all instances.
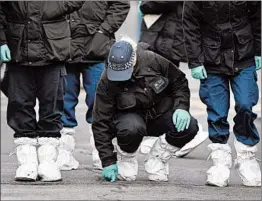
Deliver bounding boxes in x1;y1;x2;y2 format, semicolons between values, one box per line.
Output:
207;143;231;153
116;144;138;157
234;139;258;153
14;137;38;146
38;137;60;147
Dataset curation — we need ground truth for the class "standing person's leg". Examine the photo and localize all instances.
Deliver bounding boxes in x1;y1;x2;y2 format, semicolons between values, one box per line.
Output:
113;112;146;181
82;62;105;169
145;110;199;181
36;63;66;182
7;64;38;181
199;74;232;187
231;65;261;187
58;63;81;170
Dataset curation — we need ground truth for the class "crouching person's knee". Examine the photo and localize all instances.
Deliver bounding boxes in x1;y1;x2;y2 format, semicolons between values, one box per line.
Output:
116;124;145;153
166;117;199;148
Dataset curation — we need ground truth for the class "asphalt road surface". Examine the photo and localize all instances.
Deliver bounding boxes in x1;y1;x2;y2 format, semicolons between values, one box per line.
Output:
1;62;261;200
1;2;261;200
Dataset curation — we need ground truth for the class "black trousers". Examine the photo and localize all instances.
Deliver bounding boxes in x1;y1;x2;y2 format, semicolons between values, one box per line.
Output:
7;63;66;138
112;110;199;153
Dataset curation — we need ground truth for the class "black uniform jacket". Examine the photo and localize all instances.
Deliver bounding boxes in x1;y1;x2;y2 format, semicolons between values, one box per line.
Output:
0;1;83;66
92;42;190;167
139;1;186;64
183;1;261;75
68;1;130;63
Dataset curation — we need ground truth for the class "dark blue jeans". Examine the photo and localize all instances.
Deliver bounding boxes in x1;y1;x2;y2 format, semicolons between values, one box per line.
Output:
199;65;259;146
62;62;104;127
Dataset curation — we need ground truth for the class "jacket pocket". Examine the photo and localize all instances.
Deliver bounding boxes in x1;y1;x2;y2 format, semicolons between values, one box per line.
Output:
43;20;70;61
202;36;221;65
234;26;255;61
116;92;136;110
6;23;25;62
85;32;114;60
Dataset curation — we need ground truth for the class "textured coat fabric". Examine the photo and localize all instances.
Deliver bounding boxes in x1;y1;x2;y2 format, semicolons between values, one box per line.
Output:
183;1;261;75
0;1;83;66
92;42;190;167
68;1;130;63
139;1;186;65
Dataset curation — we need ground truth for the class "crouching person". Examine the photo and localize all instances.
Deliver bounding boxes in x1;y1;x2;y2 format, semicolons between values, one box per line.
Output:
92;40;200;182
0;1;83;182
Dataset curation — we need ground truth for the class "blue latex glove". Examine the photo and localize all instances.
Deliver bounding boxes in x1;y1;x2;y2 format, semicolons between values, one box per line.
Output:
0;45;11;62
255;56;261;71
102;164;118;182
172;109;191;132
191;65;207;80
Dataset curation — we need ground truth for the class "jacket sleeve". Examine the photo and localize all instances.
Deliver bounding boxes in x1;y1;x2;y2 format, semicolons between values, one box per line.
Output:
92;76;117;168
61;1;84;15
154;52;190;111
182;1;204;68
247;1;261;56
99;1;130;35
140;1;175;14
0;2;7;46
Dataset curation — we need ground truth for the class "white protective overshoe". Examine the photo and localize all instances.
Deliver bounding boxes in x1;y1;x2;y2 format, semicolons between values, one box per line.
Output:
234;139;261;187
88;124;102;170
145;134;179;181
116;145;138;181
174;123;208;157
37;137;62;182
140;137;157;154
206;143;232;187
14;138;38;181
57;128;79;170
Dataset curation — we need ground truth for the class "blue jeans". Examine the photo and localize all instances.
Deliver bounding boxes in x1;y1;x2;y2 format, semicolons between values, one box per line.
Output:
199;65;259;146
62;63;104;127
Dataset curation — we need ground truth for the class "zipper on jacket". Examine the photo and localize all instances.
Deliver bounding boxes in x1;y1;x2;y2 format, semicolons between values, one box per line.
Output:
228;2;235;75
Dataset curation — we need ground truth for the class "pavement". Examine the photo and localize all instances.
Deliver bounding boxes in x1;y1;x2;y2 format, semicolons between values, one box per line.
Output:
1;2;262;200
1;62;261;200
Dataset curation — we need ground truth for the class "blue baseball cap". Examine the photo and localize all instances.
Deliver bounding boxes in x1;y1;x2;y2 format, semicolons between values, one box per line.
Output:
107;41;135;81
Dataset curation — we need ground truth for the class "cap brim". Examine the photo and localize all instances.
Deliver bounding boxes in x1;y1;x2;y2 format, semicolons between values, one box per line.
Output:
107;66;134;81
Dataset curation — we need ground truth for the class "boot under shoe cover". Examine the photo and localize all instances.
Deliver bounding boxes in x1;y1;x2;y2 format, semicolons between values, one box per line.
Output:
145;134;179;181
88;124;102;170
116;145;138;181
206;143;232;187
57;128;79;171
37;137;62;182
234;139;261;187
14;138;38;181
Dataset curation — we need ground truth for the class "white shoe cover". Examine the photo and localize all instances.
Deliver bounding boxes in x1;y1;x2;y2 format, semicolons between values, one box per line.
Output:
57;128;79;171
140;137;158;154
174;123;208;157
206;143;232;187
234;139;261;187
88;124;102;170
37;138;62;182
116;145;138;181
14;138;38;181
145;134;179;181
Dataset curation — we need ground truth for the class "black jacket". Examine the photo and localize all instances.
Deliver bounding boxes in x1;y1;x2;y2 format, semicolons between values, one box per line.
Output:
139;1;186;65
0;1;83;66
92;42;190;167
68;1;130;63
183;1;261;75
